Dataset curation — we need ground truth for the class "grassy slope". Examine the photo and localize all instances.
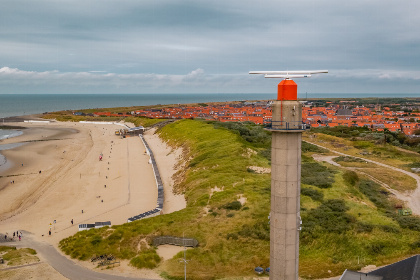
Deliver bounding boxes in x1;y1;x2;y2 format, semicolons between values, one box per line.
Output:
60;120;420;279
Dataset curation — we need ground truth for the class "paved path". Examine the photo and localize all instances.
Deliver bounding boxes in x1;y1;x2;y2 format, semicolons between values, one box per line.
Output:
1;231;159;280
305;140;420;215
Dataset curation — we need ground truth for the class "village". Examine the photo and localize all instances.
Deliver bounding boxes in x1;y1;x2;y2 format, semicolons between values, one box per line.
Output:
87;99;420;136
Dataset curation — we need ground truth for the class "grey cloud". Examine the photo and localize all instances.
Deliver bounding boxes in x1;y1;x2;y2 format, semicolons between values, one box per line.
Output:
0;0;419;94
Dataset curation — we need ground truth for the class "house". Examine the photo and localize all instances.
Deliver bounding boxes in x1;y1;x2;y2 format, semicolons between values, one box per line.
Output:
340;255;420;280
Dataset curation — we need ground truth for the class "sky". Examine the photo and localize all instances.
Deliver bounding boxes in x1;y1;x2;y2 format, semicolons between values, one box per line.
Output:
1;0;419;95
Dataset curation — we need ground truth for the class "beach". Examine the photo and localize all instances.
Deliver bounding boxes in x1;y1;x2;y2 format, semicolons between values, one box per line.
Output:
0;119;185;278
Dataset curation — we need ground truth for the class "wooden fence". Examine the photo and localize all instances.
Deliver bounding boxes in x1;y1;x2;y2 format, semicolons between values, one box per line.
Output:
153;236;199;248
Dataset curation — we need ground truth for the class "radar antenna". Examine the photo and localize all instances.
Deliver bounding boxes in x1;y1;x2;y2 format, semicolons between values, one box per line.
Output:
249;70;328;79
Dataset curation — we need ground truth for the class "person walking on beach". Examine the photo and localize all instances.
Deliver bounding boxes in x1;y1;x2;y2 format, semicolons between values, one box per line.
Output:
49;230;51;236
71;219;73;225
18;235;21;241
13;232;15;238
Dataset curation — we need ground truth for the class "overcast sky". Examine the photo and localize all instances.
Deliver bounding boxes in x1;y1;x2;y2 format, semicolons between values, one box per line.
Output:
1;0;419;95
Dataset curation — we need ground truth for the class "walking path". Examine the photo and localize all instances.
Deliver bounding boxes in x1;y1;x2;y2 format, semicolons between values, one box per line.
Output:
305;140;420;215
1;231;159;280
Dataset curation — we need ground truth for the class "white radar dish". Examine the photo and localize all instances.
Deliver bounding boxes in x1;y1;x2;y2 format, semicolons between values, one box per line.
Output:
249;70;328;79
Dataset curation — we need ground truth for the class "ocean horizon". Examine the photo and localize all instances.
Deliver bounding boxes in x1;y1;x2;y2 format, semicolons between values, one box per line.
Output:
1;93;420;119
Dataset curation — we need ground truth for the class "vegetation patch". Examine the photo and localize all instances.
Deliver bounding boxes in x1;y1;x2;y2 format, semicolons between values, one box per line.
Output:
1;247;38;266
130;248;161;269
301;187;324;201
220;201;242;211
301;162;336;188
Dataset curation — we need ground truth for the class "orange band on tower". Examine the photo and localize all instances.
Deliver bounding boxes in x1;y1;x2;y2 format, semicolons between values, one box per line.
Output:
277;79;297;101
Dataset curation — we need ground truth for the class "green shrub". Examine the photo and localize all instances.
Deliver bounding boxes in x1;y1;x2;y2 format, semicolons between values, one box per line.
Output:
356;222;374;233
410;240;420;249
303;199;355;235
343;170;359;186
301;162;335;188
379;225;400;233
357;180;392;210
90;235;102;246
130;248;161;269
367;241;387;255
221;201;242;211
302;141;328;153
301;187;324;201
395;216;420;231
212;121;271;147
0;246;16;253
238;221;270;241
258;148;271;162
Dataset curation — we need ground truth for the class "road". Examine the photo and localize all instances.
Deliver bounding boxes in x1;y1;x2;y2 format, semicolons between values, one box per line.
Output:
0;231;159;280
305;140;420;215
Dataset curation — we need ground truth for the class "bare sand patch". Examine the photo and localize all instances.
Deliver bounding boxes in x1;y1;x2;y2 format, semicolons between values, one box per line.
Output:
0;262;68;280
144;128;186;214
247;166;271;174
156;244;184;261
311;154;341;166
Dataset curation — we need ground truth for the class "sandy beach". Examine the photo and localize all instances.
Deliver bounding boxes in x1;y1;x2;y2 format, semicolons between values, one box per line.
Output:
0;120;186;278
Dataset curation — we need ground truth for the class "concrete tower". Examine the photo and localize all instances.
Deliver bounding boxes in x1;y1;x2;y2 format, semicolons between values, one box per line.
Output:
269;79;303;279
249;70;327;280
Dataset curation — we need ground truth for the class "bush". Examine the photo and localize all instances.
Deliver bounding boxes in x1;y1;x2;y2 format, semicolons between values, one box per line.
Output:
212;121;271;147
0;246;16;253
258;148;271;162
395;216;420;231
302;199;355;234
90;235;102;246
301;187;324;201
356;222;374;233
221;201;242;211
379;225;400;233
238;221;270;241
410;240;420;249
130;248;161;269
302;141;328;153
367;241;387;255
343;170;359;186
301;162;335;188
357;180;392;210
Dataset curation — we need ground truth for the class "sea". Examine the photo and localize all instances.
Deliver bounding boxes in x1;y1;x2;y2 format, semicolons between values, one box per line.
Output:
1;93;420;119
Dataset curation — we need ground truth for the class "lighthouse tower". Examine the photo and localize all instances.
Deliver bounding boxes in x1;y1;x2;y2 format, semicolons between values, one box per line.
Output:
249;70;327;279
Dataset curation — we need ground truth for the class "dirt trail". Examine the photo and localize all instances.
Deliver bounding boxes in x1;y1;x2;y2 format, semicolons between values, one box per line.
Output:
306;140;420;215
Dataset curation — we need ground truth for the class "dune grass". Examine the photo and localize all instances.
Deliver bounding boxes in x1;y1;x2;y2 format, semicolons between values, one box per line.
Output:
59;119;420;279
0;247;38;267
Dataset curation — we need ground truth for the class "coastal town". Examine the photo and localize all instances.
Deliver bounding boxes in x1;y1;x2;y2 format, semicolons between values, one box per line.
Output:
88;99;420;136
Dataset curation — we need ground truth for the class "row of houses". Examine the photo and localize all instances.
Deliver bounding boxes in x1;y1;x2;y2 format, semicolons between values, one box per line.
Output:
91;101;420;136
303;105;420;135
132;102;272;125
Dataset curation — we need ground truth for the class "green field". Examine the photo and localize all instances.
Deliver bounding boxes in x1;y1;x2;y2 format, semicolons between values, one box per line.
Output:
59;119;420;279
